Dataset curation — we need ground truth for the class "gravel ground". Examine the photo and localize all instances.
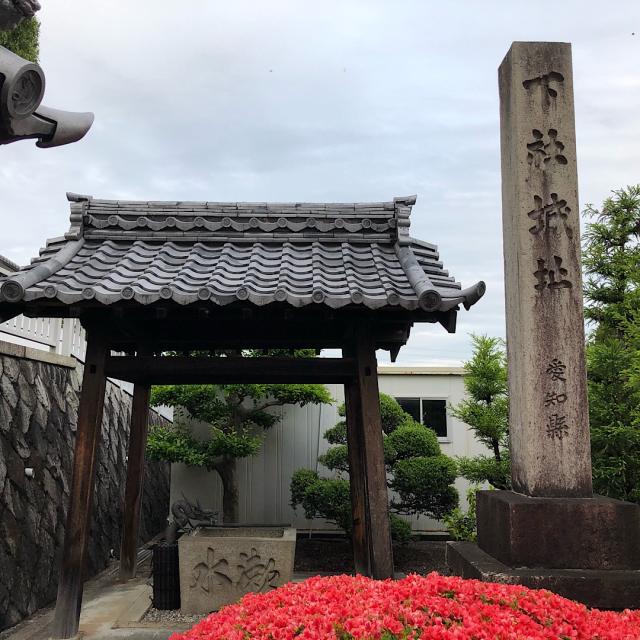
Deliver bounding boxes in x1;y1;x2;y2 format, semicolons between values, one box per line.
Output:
142;607;207;625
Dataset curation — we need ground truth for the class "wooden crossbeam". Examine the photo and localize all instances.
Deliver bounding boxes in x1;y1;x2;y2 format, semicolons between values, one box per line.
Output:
105;355;356;384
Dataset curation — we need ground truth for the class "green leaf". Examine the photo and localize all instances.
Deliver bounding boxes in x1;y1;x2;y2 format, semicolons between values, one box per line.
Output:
318;445;349;473
384;422;441;465
0;18;39;62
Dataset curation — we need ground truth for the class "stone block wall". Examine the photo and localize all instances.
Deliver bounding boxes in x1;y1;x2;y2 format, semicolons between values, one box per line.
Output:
0;343;171;630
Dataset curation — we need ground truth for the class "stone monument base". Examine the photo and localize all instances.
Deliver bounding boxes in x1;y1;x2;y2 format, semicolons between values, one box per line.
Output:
447;541;640;610
178;526;296;614
477;491;640;570
446;491;640;609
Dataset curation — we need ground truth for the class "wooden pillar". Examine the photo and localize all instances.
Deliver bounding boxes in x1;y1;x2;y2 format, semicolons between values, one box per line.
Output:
345;330;394;579
119;381;151;581
52;330;109;639
343;372;369;575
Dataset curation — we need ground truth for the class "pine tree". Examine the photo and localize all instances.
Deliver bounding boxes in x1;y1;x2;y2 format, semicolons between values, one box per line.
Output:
291;393;459;543
146;350;332;523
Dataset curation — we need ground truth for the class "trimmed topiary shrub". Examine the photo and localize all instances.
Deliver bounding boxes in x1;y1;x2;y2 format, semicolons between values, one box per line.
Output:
317;444;349;473
389;514;412;545
290;470;352;533
324;420;347;445
378;394;408;434
390;456;458;518
384;420;440;464
291;394;458;542
290;469;320;509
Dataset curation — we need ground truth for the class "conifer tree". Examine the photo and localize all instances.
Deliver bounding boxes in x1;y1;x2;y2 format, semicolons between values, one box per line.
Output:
291;393;458;543
450;334;510;490
583;186;640;502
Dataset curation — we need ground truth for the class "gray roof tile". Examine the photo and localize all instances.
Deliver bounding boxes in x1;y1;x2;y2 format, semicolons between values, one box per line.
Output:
0;194;486;313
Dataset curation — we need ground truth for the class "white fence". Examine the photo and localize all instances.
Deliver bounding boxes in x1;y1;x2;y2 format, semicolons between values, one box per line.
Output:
0;313;174;420
0;315;87;359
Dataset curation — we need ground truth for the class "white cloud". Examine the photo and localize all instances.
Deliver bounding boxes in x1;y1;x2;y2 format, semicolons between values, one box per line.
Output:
1;0;639;363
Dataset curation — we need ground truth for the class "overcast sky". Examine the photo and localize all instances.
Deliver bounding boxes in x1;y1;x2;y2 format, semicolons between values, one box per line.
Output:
1;1;639;365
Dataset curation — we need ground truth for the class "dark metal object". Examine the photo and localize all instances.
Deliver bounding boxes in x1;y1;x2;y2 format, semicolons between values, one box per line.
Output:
0;46;93;147
171;497;219;531
151;543;181;610
0;0;40;31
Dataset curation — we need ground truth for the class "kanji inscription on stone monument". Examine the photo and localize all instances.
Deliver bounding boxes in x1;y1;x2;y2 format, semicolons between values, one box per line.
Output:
527;194;573;238
499;42;592;497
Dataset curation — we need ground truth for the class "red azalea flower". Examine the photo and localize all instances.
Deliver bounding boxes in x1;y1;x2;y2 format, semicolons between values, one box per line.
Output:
170;574;640;640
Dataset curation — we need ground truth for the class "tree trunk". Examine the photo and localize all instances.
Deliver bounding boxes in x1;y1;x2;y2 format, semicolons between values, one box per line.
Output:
217;457;240;523
492;438;501;462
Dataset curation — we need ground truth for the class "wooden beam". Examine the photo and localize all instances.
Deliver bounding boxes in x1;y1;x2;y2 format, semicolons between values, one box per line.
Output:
90;308;416;352
105;355;356;384
52;331;108;639
350;329;395;579
119;381;151;581
344;374;370;575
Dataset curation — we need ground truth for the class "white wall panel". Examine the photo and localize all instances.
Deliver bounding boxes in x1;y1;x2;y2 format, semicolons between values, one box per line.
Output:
171;371;488;533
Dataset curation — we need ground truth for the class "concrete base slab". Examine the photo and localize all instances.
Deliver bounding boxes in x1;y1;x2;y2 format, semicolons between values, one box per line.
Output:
447;541;640;610
1;563;181;640
112;588;153;629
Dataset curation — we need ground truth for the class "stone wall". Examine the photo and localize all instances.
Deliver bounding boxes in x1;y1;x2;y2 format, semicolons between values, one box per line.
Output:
0;342;171;630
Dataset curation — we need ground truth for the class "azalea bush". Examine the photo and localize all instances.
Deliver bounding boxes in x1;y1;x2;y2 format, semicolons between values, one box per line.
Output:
170;573;640;640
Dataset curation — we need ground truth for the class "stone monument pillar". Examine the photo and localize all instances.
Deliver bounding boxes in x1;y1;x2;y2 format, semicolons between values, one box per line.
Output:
447;42;640;610
500;41;591;498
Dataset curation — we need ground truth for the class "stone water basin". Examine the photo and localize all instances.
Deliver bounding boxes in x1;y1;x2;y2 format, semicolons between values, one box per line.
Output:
178;526;296;613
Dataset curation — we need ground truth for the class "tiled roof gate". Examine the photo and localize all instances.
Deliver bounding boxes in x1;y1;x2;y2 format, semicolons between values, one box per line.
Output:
0;193;484;639
0;193;484;314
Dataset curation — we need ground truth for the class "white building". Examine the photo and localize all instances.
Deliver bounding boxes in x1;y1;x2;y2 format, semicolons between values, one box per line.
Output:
171;366;487;534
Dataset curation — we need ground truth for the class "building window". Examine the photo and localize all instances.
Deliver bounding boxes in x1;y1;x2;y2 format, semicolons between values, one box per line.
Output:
395;397;448;439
